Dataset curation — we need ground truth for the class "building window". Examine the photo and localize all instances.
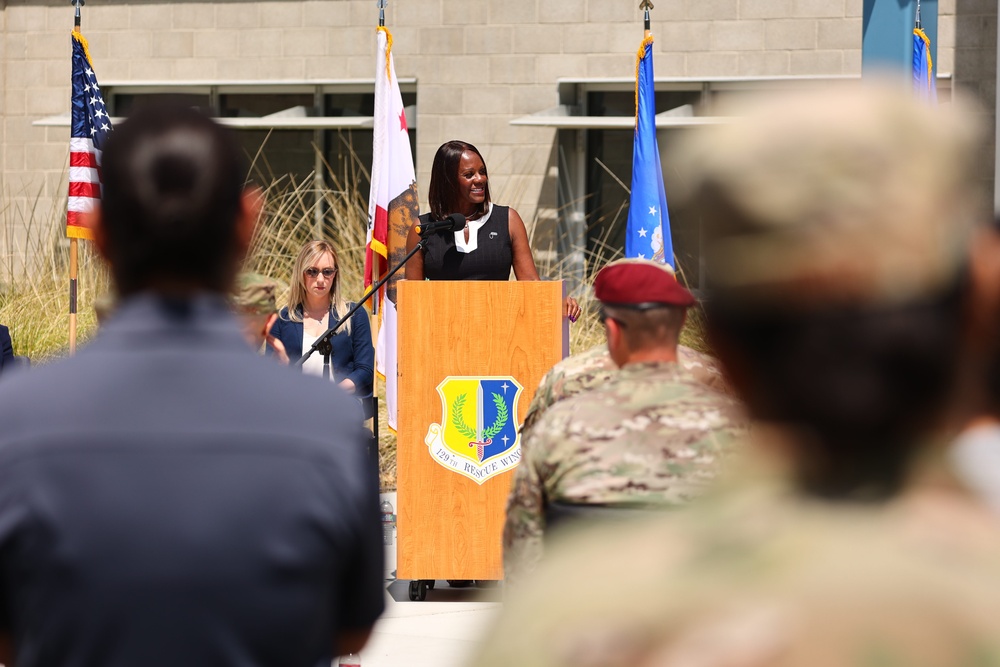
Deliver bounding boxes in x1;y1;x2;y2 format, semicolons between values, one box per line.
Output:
94;82;418;211
584;89;702;285
513;75;950;294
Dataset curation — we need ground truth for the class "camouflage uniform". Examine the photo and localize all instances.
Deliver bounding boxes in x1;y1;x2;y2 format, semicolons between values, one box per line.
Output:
522;343;728;433
476;86;996;664
504;360;744;583
233;273;279;316
481;467;1000;667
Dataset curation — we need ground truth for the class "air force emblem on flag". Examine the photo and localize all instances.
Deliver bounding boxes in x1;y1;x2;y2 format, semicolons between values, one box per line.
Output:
424;376;523;484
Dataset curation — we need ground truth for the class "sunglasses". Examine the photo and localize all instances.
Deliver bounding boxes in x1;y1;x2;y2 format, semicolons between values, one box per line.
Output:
304;267;337;278
598;307;627;328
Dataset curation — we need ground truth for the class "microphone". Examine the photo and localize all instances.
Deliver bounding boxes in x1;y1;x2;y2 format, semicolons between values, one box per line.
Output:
415;213;466;236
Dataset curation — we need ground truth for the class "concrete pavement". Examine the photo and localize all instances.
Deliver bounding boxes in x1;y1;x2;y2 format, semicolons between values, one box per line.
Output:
348;580;502;667
351;493;503;667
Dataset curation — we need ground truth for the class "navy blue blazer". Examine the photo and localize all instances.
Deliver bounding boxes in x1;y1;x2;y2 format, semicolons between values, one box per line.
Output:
267;305;375;398
0;325;13;376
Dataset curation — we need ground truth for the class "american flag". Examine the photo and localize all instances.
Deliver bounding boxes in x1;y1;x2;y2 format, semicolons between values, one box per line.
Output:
67;30;112;241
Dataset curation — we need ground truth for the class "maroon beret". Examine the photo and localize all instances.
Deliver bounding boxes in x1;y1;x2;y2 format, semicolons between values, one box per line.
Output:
593;258;696;308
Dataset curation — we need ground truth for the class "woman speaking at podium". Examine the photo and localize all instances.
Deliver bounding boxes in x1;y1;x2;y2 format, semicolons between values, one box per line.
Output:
405;140;582;320
268;240;374;399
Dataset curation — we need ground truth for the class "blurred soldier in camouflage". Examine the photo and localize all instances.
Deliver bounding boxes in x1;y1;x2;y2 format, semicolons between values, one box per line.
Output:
503;258;745;584
474;85;1000;667
233;272;288;362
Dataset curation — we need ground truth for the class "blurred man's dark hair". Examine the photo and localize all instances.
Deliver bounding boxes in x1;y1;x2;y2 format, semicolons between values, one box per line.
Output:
707;285;966;499
98;101;249;295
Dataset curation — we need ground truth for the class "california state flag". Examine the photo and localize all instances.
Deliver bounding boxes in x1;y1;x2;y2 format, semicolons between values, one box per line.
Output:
366;25;418;431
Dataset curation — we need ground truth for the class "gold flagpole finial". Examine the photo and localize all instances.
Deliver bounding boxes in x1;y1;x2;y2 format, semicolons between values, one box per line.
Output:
72;0;85;30
639;0;652;35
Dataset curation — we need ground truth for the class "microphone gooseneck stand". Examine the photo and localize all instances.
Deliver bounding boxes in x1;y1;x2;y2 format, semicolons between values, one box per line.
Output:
296;236;429;372
297;213;464;454
296;213;465;373
294;235;428;452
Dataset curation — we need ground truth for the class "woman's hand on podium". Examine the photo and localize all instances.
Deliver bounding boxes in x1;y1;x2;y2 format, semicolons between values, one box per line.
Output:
564;297;582;323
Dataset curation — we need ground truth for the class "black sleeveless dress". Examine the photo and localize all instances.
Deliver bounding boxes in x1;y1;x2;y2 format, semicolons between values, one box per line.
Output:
421;205;513;281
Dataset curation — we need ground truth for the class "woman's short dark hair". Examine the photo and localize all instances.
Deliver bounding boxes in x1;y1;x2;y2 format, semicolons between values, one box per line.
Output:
427;140;491;220
99;100;248;295
706;276;967;501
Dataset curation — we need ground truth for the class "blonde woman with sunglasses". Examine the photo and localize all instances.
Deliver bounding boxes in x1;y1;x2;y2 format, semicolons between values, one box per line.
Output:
267;240;374;399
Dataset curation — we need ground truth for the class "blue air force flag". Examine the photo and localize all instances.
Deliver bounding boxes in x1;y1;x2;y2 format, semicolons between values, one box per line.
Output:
625;36;673;267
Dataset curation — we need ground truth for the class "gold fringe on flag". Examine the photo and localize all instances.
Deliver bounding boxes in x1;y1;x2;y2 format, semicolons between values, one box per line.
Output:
72;28;95;68
914;27;933;89
634;34;655;129
378;26;394;82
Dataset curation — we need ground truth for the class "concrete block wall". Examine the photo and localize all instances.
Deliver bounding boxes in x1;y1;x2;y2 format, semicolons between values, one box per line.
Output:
0;0;989;266
942;0;997;207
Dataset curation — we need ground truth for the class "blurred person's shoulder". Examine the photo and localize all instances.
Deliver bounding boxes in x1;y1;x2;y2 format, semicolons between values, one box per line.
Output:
570;359;743;426
525;360;745;463
677;344;732;395
0;296;364;459
523;344;616;432
474;478;1000;667
545;345;616;401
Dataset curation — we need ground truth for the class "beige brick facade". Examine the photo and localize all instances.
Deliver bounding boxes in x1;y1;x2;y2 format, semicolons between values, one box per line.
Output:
0;0;994;273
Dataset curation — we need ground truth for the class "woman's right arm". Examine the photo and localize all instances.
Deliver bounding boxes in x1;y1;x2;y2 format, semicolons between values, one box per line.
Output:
264;314;290;364
265;309;289;360
405;224;424;281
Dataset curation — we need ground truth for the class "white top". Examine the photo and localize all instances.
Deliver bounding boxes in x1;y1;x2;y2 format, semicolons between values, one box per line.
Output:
951;423;1000;515
453;202;493;254
301;330;334;380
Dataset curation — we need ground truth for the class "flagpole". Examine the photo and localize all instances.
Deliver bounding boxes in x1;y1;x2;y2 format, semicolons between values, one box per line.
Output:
374;0;386;311
371;0;386;338
69;0;85;355
641;0;651;38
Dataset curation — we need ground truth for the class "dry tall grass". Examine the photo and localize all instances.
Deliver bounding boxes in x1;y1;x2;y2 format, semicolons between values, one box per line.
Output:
0;145;707;490
0;184;111;361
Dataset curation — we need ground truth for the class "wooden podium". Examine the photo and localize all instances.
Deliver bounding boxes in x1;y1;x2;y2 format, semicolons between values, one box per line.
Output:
396;280;567;595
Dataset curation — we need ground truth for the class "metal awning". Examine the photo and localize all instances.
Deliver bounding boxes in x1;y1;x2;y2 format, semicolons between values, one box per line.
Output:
34;104;418;130
34;114;375;129
513;74;953;128
33;79;418;129
510;103;728;128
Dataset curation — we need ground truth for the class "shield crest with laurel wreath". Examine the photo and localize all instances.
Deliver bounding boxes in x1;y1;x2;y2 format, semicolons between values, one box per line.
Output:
424;376;524;484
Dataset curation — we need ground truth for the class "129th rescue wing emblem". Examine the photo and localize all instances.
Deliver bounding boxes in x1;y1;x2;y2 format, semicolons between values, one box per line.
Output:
425;376;523;484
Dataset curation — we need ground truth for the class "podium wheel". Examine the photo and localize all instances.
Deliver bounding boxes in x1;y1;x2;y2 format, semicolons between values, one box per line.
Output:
408;580;428;601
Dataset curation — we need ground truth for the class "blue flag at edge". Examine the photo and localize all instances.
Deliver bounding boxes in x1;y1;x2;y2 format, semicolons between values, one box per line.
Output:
625;38;673;267
912;28;937;103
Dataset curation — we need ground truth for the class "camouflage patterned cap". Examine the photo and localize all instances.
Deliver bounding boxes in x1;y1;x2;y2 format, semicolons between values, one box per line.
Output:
93;292;118;323
676;83;983;307
233;273;279;315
